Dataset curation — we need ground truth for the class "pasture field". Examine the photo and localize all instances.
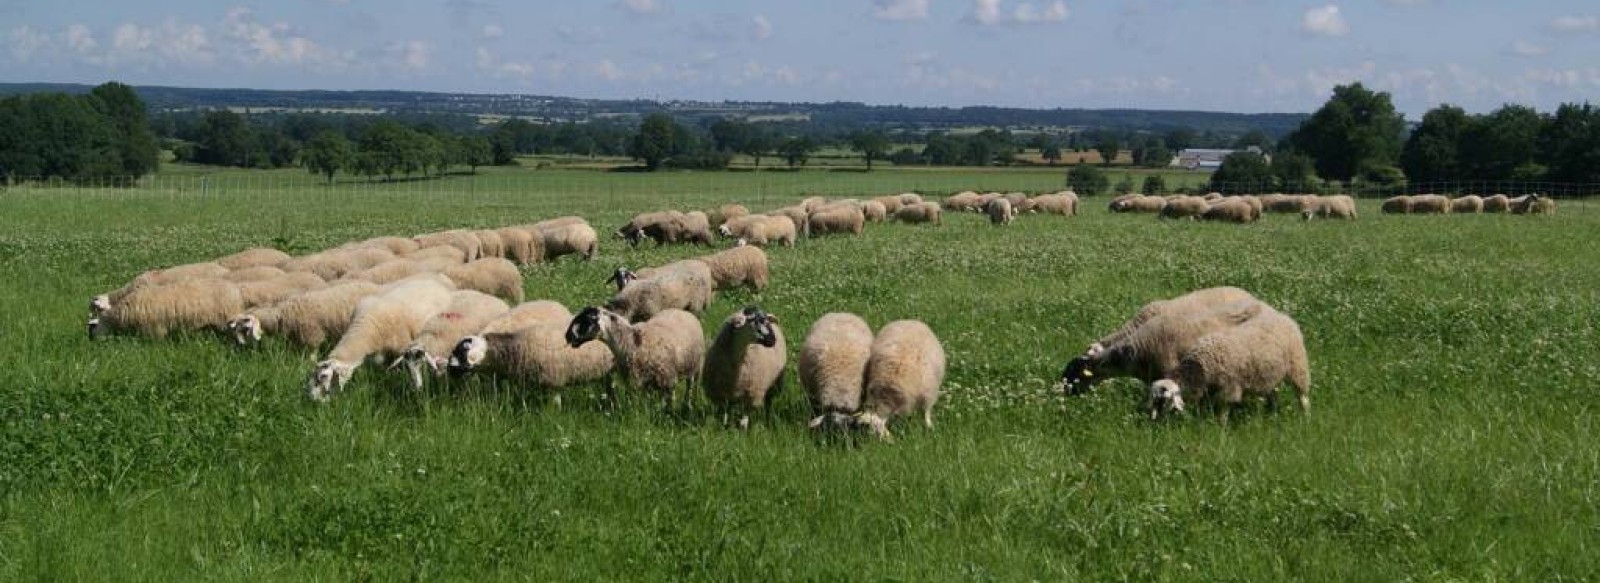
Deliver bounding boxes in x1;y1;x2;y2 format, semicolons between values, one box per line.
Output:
1;167;1597;580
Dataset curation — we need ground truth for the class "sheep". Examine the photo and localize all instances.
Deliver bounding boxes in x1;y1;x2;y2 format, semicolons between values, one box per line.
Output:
441;258;525;304
396;290;511;389
1108;193;1140;211
703;306;787;429
402;244;468;264
1450;195;1485;214
1022;193;1077;216
695;246;770;292
495;226;543;266
799;313;873;430
872;196;904;214
799;196;828;212
1409;194;1452;214
1301;195;1357;220
765;206;811;237
605;261;714;322
88;278;244;340
862;200;888;223
227;280;385;347
563;306;703;410
893;202;942;225
1148;305;1310;424
807;205;866;236
1482;194;1511;213
1381;196;1413;214
943;191;983;212
1203;192;1225;202
1261;194;1301;214
306;276;456;401
984;197;1014;226
897;192;924;206
1512;194;1556;215
223;266;289;283
342;256;459;285
1236;195;1264;217
128;261;230;288
339;236;421;256
1111;195;1167;214
237;271;327;309
535;220;599;261
449;320;615;401
1158;196;1209;220
216;247;291;270
1059;297;1265;396
414;230;482;261
629;211;714;246
1081;287;1261;365
1003;192;1028;210
284;248;394;281
1201;198;1259;223
617;211;680;246
855;320;945;441
473;229;507;259
722;215;797;247
481;300;574;334
708;204;750;227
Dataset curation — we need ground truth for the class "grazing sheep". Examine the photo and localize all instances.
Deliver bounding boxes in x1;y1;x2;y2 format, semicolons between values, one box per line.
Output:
855;320;945;441
340;236;421;256
224;266;289;283
708;204;750;227
306;276;456;401
897;192;924;206
862;200;888;223
563;306;704;410
284;248;394;281
606;261;714;322
1082;287;1261;364
696;246;770;292
128;261;230;288
227;280;385;347
237;271;328;308
216;247;291;270
1261;194;1302;214
1022;193;1077;216
799;196;828;212
1235;195;1264;217
1149;305;1310;424
1203;192;1225;202
722;215;797;247
943;191;983;212
872;196;904;214
1201;199;1259;223
1451;195;1485;214
343;256;459;285
89;278;244;340
414;230;482;262
618;211;680;246
402;244;468;264
1409;194;1452;214
808;205;866;236
1381;196;1413;214
766;206;811;237
449;319;615;399
1003;192;1028;210
703;306;787;429
397;290;511;389
799;313;873;430
1111;195;1167;214
984;197;1014;226
1512;194;1556;215
1158;196;1210;220
1482;194;1511;213
1301;195;1357;220
893;202;943;225
442;258;525;303
536;220;599;261
1059;298;1265;397
473;229;507;259
629;210;714;246
480;300;574;335
496;226;543;266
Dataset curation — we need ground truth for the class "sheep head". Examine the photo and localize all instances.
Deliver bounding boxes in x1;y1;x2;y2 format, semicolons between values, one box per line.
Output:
86;316;106;340
565;306;608;348
1146;379;1186;420
226;313;263;346
89;294;111;317
852;411;893;442
447;336;488;374
730;306;779;348
1058;355;1098;396
606;267;637;291
396;344;442;389
307;359;355;402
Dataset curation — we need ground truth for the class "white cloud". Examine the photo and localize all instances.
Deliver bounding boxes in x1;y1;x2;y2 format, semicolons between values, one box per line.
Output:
1380;0;1425;5
752;15;772;40
1301;5;1349;37
594;58;623;81
64;24;96;54
101;21;213;67
972;0;1002;25
618;0;662;15
1524;68;1600;89
1507;40;1548;58
481;24;503;39
224;7;346;67
1014;1;1068;23
393;40;429;70
873;0;929;21
6;26;50;62
970;0;1067;26
1549;15;1599;33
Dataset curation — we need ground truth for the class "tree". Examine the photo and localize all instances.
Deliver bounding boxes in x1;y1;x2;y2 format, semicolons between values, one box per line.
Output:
1271;151;1318;191
1141;174;1167;195
1539;102;1600;184
849;130;890;170
1042;143;1063;165
923;133;963;166
780;136;816;168
197;110;253;167
1207;152;1274;194
709;119;750;153
741;127;773;167
1097;138;1120;166
1286;83;1406;181
302;130;352;183
1139;145;1173;168
86;82;159;179
489;125;517;165
1067;164;1110;196
628;113;677;171
1114;175;1136;195
457;136;492;173
1460;104;1543;181
1164;127;1197;151
1399;104;1471;184
358;120;414;180
1232;130;1271;150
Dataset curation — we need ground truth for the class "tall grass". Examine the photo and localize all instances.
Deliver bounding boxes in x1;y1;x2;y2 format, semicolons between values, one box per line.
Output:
0;168;1595;580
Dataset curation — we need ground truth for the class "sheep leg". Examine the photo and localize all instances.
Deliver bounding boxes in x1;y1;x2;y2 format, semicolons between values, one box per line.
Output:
551;393;563;410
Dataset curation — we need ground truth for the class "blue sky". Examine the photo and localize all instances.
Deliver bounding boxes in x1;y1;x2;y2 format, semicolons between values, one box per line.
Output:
3;0;1598;115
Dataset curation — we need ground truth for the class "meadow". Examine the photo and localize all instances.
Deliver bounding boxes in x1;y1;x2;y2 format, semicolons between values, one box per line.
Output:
0;165;1596;580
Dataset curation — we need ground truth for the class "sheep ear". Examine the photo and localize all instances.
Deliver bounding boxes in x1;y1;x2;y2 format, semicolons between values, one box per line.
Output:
765;314;779;324
807;416;824;429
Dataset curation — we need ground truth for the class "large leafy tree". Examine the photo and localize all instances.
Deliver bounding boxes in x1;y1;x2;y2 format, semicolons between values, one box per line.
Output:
197;110;254;167
849;130;890;170
1066;164;1109;195
1399;104;1471;184
1096;137;1120;166
780;136;816;168
302;130;352;183
1287;83;1406;181
1539;102;1600;184
1207;151;1274;194
1460;104;1544;180
628;113;677;171
87;82;159;178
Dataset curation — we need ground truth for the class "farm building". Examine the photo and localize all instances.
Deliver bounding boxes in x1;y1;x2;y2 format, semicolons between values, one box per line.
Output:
1173;146;1269;170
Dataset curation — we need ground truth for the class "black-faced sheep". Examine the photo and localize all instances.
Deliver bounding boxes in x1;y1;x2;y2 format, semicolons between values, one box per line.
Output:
605;261;714;322
564;306;704;410
1061;288;1262;396
1148;305;1310;424
799;312;873;430
855;320;944;441
703;306;787;429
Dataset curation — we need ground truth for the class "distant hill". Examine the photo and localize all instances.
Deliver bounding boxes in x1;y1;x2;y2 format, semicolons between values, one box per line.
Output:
0;82;1307;136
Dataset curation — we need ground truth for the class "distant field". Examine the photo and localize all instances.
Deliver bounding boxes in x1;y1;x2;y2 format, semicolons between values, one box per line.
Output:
1;166;1596;580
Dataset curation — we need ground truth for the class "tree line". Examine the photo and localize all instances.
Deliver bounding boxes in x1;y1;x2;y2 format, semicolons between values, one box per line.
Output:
0;82;159;184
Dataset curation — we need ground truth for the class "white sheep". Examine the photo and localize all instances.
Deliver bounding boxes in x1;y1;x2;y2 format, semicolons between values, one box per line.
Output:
872;195;904;214
1148;305;1310;424
1158;196;1209;220
897;192;923;206
227;280;385;347
765;206;811;237
1450;195;1485;214
223;266;289;283
89;278;244;340
855;320;944;441
799;313;873;430
496;227;543;266
1409;194;1452;214
402;244;468;264
449;319;615;402
1201;198;1259;223
341;256;460;285
237;271;327;308
535;220;599;261
696;246;770;292
893;202;942;225
1300;195;1357;221
414;229;482;261
1482;194;1511;213
807;205;866;237
480;300;574;334
984;197;1014;226
1062;287;1263;395
338;236;421;256
396;290;511;389
721;215;797;247
216;247;291;270
306;276;456;401
284;247;395;280
563;306;704;410
473;229;507;259
441;258;525;303
703;306;787;429
605;260;714;322
862;200;888;223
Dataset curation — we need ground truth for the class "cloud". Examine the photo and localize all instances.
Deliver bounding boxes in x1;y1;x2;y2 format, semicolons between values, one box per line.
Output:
1380;0;1425;4
480;24;502;39
64;24;96;54
752;15;772;40
1507;40;1548;58
224;7;346;67
391;40;429;70
1523;68;1600;89
617;0;662;15
104;21;214;67
594;58;623;81
1549;15;1599;33
969;0;1068;26
6;25;49;62
1301;5;1349;37
688;14;773;43
555;25;605;45
873;0;929;21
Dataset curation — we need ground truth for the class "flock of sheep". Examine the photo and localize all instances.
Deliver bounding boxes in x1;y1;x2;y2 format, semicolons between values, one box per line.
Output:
84;186;1562;434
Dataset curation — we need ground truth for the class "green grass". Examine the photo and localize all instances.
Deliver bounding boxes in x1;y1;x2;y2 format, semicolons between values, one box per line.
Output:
1;167;1597;580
